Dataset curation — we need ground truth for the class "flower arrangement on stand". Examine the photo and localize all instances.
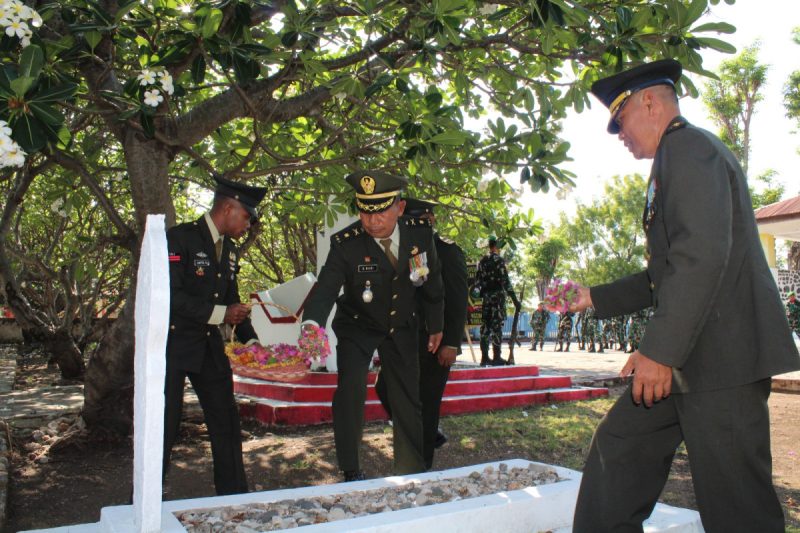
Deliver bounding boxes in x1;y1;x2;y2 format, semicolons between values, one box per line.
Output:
225;324;330;382
544;278;580;313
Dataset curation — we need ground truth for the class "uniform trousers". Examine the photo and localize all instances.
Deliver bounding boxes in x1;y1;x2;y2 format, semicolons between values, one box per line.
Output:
163;353;248;495
334;333;424;474
374;331;451;470
573;378;782;532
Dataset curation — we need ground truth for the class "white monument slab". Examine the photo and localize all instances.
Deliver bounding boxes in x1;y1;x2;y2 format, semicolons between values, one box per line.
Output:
249;272;317;346
132;215;170;532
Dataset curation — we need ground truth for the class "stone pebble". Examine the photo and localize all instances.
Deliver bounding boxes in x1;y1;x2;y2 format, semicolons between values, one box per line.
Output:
176;464;560;532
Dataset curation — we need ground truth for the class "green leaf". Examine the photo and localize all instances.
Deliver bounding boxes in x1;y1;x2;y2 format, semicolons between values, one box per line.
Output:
10;76;35;98
85;31;103;51
684;0;708;27
520;166;531;184
690;21;736;34
29;102;63;126
694;37;736;54
191;55;206;84
428;130;468;145
140;112;154;138
11;113;47;152
114;0;139;24
31;83;79;104
19;45;44;81
197;7;223;39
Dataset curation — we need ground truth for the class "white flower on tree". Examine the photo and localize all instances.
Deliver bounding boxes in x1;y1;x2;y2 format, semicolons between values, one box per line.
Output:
4;18;27;38
138;69;157;85
143;89;163;107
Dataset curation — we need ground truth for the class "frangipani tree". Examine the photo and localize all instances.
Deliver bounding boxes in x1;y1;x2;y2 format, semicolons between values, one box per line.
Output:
0;0;734;432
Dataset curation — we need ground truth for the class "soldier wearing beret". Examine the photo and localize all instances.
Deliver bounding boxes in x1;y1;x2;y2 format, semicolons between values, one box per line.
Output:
302;171;445;480
566;59;800;532
164;175;267;495
374;198;468;470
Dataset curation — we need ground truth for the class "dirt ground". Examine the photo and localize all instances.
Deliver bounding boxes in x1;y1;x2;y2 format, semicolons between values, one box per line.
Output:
3;351;800;532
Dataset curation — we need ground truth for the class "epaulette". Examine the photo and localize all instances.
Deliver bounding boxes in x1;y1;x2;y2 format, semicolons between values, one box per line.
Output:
402;216;432;228
665;116;688;135
436;233;455;245
332;222;366;244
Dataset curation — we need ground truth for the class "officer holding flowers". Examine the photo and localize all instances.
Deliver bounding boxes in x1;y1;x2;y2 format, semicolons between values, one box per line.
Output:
301;171;444;481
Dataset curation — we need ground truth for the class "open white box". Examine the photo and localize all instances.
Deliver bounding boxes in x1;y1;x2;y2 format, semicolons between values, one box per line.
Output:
249;272;317;346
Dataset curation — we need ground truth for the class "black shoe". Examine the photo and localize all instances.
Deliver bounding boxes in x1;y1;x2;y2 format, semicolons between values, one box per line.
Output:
434;429;448;449
597;348;605;353
530;346;536;351
588;346;595;353
479;358;492;367
491;358;506;366
343;470;366;482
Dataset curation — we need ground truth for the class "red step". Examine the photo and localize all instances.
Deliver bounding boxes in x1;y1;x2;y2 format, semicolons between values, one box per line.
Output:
234;364;608;426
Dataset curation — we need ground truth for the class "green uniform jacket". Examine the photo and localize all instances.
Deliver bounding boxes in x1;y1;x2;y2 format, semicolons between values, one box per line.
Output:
431;234;468;350
303;216;444;355
591;118;800;392
166;217;257;373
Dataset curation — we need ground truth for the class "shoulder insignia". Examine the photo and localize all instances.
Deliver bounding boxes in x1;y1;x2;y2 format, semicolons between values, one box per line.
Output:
438;235;455;245
665;116;688;135
403;216;431;227
333;222;365;244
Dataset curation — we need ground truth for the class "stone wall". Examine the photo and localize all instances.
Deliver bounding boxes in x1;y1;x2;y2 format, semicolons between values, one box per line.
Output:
777;269;800;298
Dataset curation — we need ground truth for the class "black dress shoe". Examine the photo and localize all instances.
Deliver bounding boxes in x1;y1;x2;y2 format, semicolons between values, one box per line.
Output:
434;429;448;449
343;470;366;482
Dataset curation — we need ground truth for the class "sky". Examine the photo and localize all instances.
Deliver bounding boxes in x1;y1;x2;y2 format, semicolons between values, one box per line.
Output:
519;0;800;226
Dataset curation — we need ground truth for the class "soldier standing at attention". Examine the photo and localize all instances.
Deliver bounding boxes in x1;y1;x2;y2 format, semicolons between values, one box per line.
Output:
555;310;573;352
569;59;800;532
301;171;444;481
575;309;587;350
475;236;519;366
529;302;549;351
374;198;468;470
164;175;267;495
787;291;800;338
585;307;603;353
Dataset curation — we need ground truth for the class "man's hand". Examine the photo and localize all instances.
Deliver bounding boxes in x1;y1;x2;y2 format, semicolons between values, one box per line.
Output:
620;350;672;407
436;345;457;367
567;286;593;313
428;332;443;354
224;303;251;325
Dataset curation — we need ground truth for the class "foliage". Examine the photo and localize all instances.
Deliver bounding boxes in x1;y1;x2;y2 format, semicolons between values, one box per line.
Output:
0;0;735;429
524;235;568;302
701;42;765;175
555;174;648;286
784;27;800;130
749;169;784;210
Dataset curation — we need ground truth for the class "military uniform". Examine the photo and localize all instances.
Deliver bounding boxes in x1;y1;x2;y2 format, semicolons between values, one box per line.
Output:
574;60;800;533
626;309;649;352
575;309;588;350
787;295;800;337
475;247;516;365
164;214;258;495
530;307;549;350
584;307;603;352
375;228;468;470
555;311;573;351
302;173;444;476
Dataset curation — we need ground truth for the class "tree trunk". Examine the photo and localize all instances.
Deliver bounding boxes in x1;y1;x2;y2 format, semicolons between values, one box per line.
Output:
43;329;86;379
82;136;174;434
82;287;135;434
790;241;800;271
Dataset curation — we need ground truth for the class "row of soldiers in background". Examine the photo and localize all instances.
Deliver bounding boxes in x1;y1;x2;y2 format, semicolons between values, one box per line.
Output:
530;307;654;353
787;291;800;338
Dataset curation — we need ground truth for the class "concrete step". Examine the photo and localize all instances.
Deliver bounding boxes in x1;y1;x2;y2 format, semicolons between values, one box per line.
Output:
237;386;608;426
233;374;573;403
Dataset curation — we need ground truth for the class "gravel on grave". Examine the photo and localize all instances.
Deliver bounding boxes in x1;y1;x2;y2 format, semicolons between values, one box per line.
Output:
177;463;560;532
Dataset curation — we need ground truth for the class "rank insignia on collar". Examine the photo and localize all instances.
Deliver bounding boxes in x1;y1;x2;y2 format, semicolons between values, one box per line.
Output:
196;267;205;277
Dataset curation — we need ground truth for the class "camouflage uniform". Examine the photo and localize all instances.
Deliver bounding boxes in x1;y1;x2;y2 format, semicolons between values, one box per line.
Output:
475;251;517;365
787;296;800;337
614;315;628;351
585;307;604;353
576;309;588;350
529;307;549;350
555;311;574;352
601;319;613;349
627;309;651;352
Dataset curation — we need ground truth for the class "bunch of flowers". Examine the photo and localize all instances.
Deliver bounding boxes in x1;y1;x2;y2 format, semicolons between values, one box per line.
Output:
544;278;580;313
0;0;42;48
0;120;24;168
137;68;175;107
226;325;330;370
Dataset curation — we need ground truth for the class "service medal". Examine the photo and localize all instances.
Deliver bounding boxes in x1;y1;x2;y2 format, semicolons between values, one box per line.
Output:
362;280;373;303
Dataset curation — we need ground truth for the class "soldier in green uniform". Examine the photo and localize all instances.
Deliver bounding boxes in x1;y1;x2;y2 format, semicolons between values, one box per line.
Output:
302;171;444;481
615;314;629;352
787;291;800;338
575;309;587;350
568;59;800;532
374;198;468;470
475;236;519;366
626;309;649;353
555;311;573;352
584;307;603;353
529;302;549;351
601;317;613;350
164;175;266;495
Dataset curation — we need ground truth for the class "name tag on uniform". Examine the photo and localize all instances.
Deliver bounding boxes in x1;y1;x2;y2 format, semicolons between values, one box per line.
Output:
193;258;210;267
358;264;378;273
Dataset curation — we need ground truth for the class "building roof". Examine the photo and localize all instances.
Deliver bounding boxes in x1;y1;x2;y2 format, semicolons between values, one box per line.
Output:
755;195;800;242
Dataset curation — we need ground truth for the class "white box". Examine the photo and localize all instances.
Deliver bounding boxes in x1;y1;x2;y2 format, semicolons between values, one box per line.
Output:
249;272;317;346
